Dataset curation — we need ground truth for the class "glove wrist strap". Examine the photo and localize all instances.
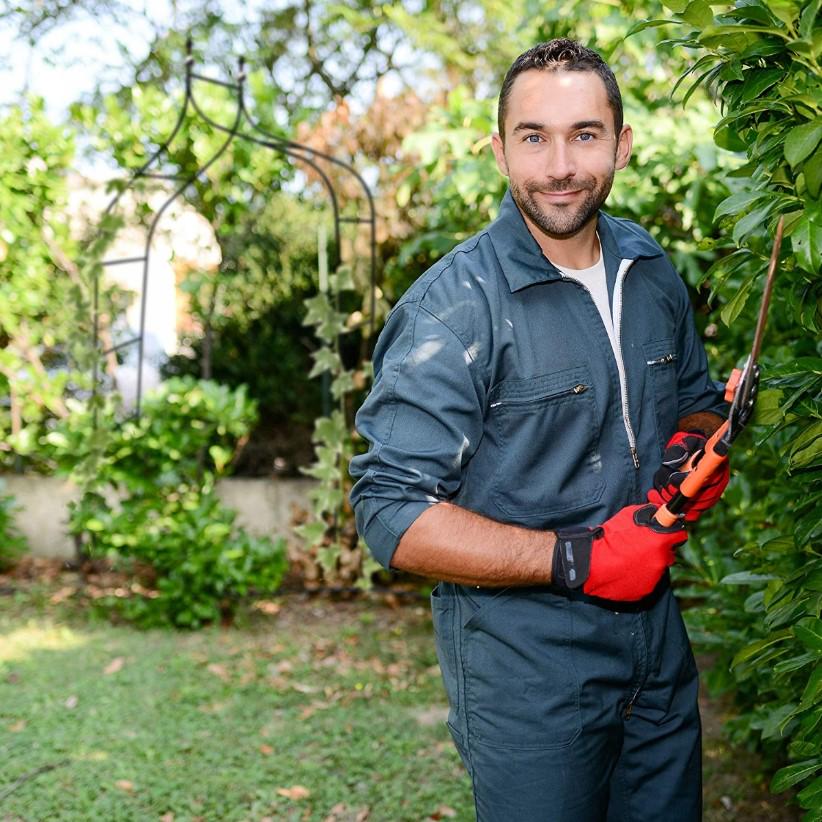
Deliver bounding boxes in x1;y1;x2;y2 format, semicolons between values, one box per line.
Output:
552;527;600;590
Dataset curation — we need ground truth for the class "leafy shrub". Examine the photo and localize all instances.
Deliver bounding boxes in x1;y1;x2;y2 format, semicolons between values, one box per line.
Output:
640;0;822;812
0;480;27;570
52;377;287;627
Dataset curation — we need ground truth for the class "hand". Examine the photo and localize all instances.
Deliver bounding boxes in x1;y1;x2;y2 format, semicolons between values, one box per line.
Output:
647;430;730;522
553;504;687;601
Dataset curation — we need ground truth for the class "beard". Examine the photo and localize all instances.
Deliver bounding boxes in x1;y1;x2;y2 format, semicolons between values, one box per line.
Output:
509;170;614;239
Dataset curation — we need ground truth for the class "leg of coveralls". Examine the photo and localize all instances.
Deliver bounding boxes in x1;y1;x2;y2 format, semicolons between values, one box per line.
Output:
432;584;638;822
605;591;703;822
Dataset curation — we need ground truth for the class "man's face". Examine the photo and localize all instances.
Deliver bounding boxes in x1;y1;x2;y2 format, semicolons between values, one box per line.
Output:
492;69;632;240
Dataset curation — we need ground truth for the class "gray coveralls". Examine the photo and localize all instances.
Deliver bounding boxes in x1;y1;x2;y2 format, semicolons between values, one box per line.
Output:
350;191;726;820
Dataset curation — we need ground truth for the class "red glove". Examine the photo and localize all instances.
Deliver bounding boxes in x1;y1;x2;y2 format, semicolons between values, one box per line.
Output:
647;430;730;522
553;504;687;601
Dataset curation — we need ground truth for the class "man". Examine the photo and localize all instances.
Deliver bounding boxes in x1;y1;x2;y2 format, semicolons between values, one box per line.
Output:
350;39;728;820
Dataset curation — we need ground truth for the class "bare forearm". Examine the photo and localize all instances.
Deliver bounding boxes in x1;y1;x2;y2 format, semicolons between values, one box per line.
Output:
391;502;555;587
678;411;724;436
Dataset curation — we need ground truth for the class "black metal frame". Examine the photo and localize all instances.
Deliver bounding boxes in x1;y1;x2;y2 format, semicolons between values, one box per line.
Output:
92;38;377;418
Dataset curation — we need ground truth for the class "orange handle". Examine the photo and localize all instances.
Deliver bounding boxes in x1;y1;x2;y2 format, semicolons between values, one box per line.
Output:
653;420;730;527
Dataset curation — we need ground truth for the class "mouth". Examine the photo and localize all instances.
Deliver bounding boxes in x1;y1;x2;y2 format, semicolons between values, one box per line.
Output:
537;189;584;204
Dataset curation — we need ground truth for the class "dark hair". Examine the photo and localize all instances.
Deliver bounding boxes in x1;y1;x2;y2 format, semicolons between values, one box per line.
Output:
497;39;623;141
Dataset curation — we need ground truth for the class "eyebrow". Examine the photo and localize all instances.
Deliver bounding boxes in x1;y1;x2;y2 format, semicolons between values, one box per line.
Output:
512;119;609;133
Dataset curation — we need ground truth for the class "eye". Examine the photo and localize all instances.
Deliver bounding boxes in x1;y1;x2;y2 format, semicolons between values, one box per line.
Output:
524;133;543;144
575;132;596;143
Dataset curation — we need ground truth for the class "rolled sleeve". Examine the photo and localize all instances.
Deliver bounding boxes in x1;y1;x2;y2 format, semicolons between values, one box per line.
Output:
349;303;486;569
673;273;727;420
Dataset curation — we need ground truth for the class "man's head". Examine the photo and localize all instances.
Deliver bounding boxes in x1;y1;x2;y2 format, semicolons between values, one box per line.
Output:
492;39;632;242
497;39;623;143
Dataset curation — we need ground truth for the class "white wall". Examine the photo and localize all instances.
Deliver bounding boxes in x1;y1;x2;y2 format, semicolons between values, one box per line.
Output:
2;475;314;559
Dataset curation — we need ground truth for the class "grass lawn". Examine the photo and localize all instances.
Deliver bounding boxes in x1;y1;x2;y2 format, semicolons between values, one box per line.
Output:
0;572;800;821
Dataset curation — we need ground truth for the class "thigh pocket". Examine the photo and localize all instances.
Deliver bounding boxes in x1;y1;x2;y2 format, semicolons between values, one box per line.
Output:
643;338;679;450
461;590;581;750
489;365;605;519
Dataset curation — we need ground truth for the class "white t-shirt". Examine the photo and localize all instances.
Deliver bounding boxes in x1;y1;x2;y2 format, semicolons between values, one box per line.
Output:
551;239;618;357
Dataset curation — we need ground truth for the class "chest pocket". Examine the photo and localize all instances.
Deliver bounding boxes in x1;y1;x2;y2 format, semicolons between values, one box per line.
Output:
643;338;679;451
488;365;605;520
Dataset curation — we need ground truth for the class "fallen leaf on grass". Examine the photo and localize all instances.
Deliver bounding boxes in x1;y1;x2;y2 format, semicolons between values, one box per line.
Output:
64;695;78;709
323;803;370;822
276;785;311;800
427;806;457;820
104;657;125;675
252;600;281;616
206;663;230;682
49;586;75;604
291;682;321;695
259;744;274;756
8;719;26;732
115;779;135;792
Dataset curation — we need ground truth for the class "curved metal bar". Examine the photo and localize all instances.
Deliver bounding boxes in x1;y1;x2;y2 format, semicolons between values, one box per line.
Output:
133;70;244;417
188;87;343;249
89;49;194;419
89;43;379;426
101;64;192;221
241;104;377;335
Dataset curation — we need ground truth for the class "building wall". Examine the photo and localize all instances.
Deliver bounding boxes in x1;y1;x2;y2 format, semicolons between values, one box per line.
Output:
2;475;314;559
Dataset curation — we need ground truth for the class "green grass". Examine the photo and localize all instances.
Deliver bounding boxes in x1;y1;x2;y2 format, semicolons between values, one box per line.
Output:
0;579;800;821
0;588;472;821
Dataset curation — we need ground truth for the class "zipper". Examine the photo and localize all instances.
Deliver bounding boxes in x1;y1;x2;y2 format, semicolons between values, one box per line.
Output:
563;260;640;470
489;383;588;409
623;685;641;719
613;260;640;470
646;353;677;366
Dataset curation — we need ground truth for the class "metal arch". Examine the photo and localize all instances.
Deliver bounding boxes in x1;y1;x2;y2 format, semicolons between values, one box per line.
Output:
240;100;377;326
90;37;378;421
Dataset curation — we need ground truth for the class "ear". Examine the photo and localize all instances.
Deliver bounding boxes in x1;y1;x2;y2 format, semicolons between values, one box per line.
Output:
615;124;633;171
491;132;509;176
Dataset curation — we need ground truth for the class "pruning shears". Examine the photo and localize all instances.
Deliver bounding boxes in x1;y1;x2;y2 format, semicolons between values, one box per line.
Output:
653;216;785;528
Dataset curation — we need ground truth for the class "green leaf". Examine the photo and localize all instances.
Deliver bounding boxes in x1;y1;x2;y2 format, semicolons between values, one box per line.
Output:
625;18;672;37
785;120;822;168
682;0;713;28
740;67;784;102
790;420;822;468
732;630;792;667
795;620;822;652
661;0;689;12
294;520;328;548
720;275;755;326
767;0;800;28
751;388;784;425
733;203;776;244
714;190;769;221
803;148;822;200
721;571;777;585
309;347;342;379
801;663;822;706
771;759;822;793
791;215;822;274
797;775;822;807
208;445;232;473
714;123;747;152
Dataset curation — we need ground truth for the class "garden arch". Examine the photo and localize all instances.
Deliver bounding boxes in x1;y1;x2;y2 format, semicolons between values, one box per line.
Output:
89;37;377;419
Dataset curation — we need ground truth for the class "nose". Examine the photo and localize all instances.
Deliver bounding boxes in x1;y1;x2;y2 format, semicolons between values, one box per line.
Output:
544;140;576;180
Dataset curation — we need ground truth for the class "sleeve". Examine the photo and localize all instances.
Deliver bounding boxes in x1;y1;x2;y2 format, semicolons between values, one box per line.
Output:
349;302;487;569
672;269;728;421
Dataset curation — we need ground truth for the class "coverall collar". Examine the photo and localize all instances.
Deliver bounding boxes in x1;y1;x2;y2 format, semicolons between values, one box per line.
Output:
487;189;664;293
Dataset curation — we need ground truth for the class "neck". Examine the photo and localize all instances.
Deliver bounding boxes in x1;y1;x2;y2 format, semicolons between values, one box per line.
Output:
523;214;600;269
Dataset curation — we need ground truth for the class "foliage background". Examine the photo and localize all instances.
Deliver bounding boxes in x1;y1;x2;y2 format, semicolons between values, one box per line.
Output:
0;0;820;811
